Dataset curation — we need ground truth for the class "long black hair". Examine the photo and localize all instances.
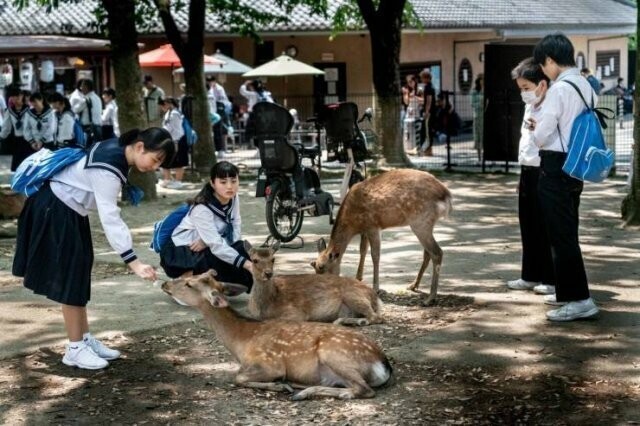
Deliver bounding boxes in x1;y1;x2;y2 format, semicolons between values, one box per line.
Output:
190;161;240;205
119;127;176;168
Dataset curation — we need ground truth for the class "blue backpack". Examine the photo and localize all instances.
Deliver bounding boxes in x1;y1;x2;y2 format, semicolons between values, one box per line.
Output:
73;118;87;148
150;204;192;253
11;147;86;196
560;80;615;183
182;116;198;146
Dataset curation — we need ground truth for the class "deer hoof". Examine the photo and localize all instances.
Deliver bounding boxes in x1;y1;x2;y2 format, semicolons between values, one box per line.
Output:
338;390;355;399
281;383;295;393
333;318;344;325
291;390;309;401
407;283;419;293
356;318;369;326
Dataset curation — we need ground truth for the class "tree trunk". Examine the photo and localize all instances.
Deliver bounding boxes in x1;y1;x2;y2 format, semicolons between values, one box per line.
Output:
621;7;640;226
103;0;157;200
156;0;215;174
359;0;409;166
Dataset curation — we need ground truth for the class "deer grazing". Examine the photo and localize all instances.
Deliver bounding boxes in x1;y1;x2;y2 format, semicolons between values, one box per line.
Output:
311;169;452;305
161;270;393;400
246;241;382;326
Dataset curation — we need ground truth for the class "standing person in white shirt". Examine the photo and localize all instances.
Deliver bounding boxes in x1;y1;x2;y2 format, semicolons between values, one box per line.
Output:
529;33;599;321
12;128;176;370
159;97;187;189
23;92;55;152
506;58;555;296
49;92;79;149
143;74;166;127
70;79;102;146
239;79;273;112
101;88;119;139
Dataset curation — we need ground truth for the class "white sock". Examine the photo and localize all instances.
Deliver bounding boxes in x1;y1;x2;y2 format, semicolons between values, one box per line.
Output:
83;332;92;342
68;340;84;351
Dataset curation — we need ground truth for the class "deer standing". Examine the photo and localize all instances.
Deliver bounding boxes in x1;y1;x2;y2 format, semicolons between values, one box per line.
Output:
161;270;393;400
246;242;382;326
311;169;452;304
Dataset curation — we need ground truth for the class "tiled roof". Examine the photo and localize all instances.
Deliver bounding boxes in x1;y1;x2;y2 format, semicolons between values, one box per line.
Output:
0;0;634;36
411;0;636;29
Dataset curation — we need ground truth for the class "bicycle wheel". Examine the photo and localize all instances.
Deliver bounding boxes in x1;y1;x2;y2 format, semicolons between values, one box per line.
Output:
265;184;304;242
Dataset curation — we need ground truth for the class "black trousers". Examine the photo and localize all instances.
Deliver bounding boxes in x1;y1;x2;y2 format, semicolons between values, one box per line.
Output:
518;166;554;284
537;151;589;302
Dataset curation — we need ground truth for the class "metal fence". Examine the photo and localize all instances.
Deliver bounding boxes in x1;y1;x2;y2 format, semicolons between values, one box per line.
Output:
189;93;634;176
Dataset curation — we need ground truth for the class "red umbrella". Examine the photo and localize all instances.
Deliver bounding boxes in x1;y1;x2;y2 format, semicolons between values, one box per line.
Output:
139;44;224;67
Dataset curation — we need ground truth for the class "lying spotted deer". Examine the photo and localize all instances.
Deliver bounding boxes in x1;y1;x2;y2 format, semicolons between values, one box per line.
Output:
246;241;382;326
161;270;393;400
311;169;452;305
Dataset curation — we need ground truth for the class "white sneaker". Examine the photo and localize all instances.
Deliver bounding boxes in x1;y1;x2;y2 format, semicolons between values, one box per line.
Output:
84;335;121;360
507;279;538;290
159;179;170;188
546;298;599;322
62;342;109;370
166;180;184;190
533;284;556;295
543;294;566;306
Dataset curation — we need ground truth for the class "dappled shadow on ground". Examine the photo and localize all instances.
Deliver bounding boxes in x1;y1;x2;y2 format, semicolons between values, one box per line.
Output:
1;320;638;425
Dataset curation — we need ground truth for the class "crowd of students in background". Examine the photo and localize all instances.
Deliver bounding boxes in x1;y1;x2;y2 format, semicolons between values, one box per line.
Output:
0;79;119;171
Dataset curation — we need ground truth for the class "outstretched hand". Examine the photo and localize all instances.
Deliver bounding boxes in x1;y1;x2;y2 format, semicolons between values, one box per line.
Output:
129;260;157;281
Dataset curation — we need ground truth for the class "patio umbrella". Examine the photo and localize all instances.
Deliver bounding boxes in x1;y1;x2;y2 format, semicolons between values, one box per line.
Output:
140;44;225;95
139;44;225;67
173;50;252;75
242;53;324;105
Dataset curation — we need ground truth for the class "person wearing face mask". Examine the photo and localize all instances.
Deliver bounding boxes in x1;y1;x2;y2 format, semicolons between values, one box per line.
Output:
506;57;556;299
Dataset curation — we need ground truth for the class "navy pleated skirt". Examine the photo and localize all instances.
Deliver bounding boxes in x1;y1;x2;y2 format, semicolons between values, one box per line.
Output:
13;183;94;306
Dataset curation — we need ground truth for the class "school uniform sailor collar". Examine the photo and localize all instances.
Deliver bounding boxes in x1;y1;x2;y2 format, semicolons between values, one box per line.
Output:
85;138;129;185
27;105;52;119
8;105;28;119
208;195;234;222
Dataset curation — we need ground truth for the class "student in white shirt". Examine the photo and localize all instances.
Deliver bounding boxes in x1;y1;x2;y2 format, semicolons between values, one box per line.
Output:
0;86;31;171
530;33;599;321
239;79;273;112
24;92;55;151
101;87;119;139
506;58;555;296
13;128;176;370
159;161;253;290
159;97;187;189
49;92;78;150
70;79;103;146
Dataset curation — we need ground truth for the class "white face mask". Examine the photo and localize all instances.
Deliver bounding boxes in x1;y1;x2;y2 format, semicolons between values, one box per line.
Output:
521;84;542;105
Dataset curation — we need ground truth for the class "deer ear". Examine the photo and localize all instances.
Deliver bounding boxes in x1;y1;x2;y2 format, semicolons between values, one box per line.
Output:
329;246;341;260
207;269;218;278
310;260;317;269
221;282;248;297
209;293;229;308
317;238;327;253
243;240;253;254
270;240;281;254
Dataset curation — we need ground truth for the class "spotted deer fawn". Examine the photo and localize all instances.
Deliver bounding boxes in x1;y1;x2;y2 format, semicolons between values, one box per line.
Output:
246;242;382;326
312;169;452;304
161;270;393;400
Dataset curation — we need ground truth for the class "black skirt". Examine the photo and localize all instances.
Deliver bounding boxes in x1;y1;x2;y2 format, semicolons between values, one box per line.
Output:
160;239;252;290
167;136;189;168
13;183;94;306
11;136;36;171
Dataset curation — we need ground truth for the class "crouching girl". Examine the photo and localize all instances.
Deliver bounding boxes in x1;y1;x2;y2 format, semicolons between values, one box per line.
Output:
13;128;176;370
159;161;253;290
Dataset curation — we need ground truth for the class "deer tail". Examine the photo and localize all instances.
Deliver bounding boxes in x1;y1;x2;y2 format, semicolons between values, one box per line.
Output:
436;194;453;220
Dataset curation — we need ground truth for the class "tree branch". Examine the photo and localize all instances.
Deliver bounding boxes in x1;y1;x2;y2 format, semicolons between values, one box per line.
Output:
153;0;186;58
355;0;376;27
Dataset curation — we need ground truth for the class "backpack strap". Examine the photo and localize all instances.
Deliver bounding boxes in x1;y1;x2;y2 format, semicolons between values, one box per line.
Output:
560;80;614;129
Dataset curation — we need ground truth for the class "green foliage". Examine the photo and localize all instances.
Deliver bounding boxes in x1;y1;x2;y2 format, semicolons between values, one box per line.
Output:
15;0;328;42
331;0;419;39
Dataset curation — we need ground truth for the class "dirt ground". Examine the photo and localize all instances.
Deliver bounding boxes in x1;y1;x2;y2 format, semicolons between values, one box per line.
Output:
1;172;639;425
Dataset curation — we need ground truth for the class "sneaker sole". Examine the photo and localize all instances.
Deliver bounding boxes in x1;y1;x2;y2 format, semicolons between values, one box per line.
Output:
544;300;566;306
534;288;556;295
547;307;599;322
62;357;109;370
507;285;536;291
